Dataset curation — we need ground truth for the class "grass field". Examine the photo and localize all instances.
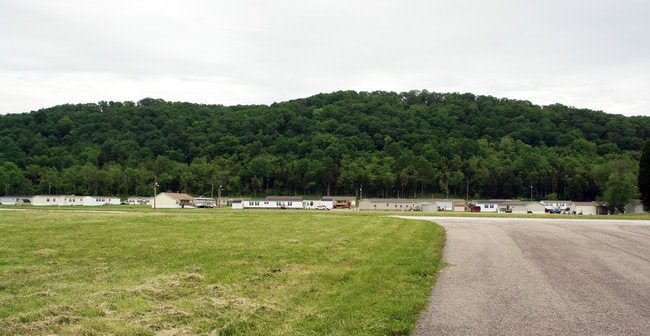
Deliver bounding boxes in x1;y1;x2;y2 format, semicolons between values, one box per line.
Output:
0;208;445;335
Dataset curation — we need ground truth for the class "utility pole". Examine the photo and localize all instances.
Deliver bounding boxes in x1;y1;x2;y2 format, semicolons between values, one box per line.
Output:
530;185;533;201
218;185;222;208
153;176;157;209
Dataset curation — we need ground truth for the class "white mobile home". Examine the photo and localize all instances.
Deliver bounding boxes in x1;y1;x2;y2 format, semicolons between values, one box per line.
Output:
543;200;572;213
32;195;81;206
571;202;598;215
470;200;503;213
126;197;151;205
82;196;120;206
331;196;356;208
303;197;334;210
194;197;216;208
498;201;546;214
432;199;466;212
0;196;24;205
359;198;424;211
243;196;304;209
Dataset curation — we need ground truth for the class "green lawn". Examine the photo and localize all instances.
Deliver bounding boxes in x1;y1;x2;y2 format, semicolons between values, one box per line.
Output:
0;209;445;335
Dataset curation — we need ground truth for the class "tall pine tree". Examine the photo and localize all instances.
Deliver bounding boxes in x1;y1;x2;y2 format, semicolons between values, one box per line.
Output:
639;139;650;211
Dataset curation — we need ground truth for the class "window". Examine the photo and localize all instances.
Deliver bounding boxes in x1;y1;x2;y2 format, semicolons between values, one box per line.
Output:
288;202;292;206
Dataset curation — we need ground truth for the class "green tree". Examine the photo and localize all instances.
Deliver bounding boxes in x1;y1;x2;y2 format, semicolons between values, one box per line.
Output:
638;139;650;210
0;162;26;195
602;172;638;213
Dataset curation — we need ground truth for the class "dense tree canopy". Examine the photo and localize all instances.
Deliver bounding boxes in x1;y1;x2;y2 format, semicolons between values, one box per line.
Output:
0;90;647;202
639;139;650;210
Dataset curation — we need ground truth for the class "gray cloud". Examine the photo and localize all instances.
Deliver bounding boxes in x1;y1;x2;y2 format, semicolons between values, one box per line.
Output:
1;0;648;116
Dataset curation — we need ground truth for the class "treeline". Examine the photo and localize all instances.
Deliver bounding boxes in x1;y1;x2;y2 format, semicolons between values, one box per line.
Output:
0;90;647;203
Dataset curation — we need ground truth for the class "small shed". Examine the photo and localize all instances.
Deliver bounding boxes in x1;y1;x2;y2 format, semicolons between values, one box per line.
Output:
231;199;244;209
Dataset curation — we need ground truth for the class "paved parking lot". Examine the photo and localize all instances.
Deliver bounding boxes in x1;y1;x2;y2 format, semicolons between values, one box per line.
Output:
400;216;650;336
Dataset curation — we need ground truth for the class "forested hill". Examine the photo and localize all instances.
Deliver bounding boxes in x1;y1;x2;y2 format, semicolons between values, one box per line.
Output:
0;90;648;202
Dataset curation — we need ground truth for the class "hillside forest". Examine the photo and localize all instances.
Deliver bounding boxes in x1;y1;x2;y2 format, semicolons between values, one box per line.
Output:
0;90;647;205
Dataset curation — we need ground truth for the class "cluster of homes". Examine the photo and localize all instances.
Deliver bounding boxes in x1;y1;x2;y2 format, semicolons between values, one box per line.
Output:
1;193;644;215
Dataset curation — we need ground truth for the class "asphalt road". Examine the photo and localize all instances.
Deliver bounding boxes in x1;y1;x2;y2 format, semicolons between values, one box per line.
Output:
400;216;650;336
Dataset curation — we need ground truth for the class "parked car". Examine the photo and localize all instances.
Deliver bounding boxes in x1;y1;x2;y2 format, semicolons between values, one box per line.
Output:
341;205;351;209
315;205;330;210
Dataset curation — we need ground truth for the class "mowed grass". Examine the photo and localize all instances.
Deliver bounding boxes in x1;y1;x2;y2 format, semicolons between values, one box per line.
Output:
0;209;445;335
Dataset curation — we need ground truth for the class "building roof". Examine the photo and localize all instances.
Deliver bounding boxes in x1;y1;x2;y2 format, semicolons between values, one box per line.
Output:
573;201;598;206
265;196;303;201
158;192;194;200
361;198;432;203
501;200;527;206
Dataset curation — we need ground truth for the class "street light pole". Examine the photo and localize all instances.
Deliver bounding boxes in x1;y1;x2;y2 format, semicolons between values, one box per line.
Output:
530;185;533;201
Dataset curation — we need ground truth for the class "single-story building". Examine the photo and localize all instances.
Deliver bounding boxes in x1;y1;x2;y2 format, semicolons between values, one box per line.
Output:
331;196;356;208
421;202;439;213
194;197;216;208
82;196;120;206
153;192;195;209
543;200;572;213
241;196;304;209
303;197;334;210
433;199;466;212
126;196;152;205
571;202;598;215
0;196;29;205
32;195;82;206
359;198;425;211
470;200;506;213
231;199;245;209
499;201;546;214
625;199;645;214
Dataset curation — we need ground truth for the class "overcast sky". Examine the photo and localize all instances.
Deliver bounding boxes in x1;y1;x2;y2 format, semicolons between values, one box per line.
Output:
1;0;649;116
